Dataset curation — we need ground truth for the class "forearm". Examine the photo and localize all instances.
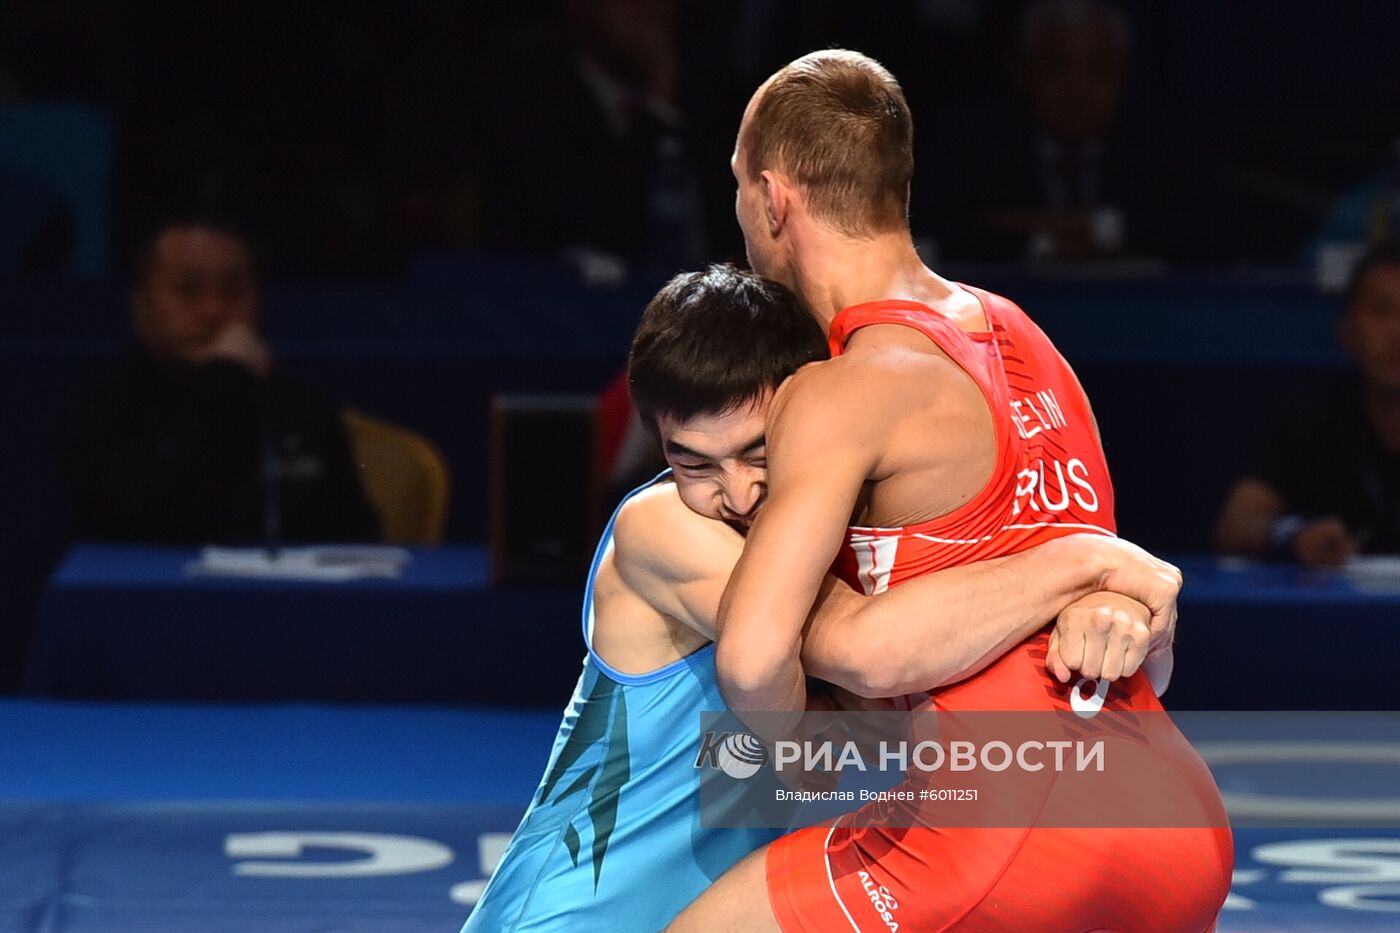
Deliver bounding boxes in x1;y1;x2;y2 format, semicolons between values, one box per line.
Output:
804;535;1110;698
716;607;809;739
714;507;839;738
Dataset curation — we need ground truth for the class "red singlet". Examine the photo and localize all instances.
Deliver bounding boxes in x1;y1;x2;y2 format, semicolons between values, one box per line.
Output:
765;287;1232;932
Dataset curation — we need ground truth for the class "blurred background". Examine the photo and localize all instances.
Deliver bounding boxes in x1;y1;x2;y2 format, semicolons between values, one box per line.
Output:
3;1;1400;928
6;0;1400;724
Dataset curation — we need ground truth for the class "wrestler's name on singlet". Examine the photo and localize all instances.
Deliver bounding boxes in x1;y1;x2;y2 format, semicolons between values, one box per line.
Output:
1008;386;1102;520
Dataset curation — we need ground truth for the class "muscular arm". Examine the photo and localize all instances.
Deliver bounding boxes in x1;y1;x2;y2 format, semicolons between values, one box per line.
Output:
713;364;892;732
614;480;1179;708
803;536;1105;698
810;532;1182;697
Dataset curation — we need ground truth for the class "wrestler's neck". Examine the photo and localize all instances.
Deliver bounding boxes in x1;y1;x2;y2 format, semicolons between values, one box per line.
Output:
784;225;975;333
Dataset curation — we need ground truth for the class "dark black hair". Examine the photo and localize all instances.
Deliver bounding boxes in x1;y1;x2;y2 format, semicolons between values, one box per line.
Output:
628;264;828;426
1346;239;1400;312
130;207;253;288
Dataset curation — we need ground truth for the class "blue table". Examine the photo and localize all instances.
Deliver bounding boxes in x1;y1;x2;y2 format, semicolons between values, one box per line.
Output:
25;548;1400;710
24;545;583;705
1168;557;1400;710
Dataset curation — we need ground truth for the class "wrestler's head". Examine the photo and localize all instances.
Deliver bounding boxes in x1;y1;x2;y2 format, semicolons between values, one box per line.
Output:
733;49;913;287
629;264;827;526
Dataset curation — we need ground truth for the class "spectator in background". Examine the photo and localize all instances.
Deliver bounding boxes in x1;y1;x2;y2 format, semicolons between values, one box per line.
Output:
930;0;1161;262
479;0;709;271
1216;242;1400;566
479;1;715;499
61;215;380;544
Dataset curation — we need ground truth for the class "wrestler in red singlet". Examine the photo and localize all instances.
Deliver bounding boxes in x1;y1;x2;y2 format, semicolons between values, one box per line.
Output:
765;288;1233;933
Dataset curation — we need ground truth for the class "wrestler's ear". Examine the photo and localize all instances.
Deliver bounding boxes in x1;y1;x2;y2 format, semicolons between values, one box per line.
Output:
759;169;789;237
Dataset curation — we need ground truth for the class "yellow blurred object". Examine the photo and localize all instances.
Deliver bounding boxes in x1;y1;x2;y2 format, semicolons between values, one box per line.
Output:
341;408;450;544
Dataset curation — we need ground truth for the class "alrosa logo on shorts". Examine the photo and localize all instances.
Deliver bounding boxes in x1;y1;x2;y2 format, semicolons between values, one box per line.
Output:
858;869;900;931
693;731;768;780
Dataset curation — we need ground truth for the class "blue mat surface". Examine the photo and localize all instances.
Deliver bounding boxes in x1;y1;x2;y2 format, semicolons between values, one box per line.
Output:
0;801;517;932
0;700;561;803
3;701;1398;931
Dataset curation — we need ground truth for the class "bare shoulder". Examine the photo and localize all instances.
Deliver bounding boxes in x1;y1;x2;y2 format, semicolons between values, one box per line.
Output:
770;355;880;422
769;346;966;440
612;482;740;586
940;283;992;332
612;482;693;563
